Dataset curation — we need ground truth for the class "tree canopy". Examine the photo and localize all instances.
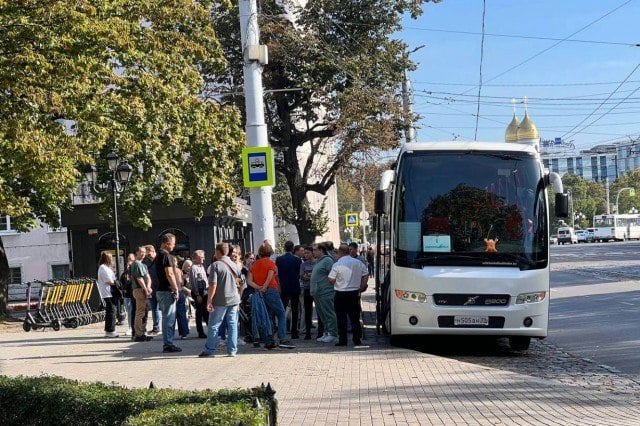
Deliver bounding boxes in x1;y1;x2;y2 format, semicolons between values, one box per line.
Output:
0;0;244;317
210;0;438;243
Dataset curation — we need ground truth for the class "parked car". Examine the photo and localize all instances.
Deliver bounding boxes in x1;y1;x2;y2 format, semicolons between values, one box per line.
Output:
557;227;578;244
550;234;558;245
575;230;594;243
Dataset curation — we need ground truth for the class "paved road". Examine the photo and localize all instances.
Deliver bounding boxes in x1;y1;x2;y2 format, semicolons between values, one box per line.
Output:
3;288;640;425
548;240;640;377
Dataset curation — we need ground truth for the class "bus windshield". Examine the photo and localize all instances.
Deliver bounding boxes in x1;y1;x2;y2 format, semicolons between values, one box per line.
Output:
394;150;548;270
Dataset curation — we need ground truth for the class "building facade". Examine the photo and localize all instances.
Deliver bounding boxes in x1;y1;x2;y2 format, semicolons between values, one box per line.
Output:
1;216;70;285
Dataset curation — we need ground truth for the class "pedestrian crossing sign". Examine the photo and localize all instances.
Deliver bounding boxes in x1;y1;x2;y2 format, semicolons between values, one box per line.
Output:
345;212;359;227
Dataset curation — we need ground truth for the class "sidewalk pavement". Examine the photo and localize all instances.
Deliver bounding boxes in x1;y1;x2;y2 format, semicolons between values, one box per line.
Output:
2;289;640;425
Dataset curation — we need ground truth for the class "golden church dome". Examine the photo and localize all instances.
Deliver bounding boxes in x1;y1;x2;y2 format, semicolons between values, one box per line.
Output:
505;114;520;142
517;112;539;140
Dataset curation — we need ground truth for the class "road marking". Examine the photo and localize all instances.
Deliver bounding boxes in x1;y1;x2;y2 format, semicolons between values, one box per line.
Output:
551;280;640;299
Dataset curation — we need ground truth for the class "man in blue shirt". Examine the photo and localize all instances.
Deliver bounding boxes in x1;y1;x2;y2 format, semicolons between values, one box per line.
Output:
276;240;303;339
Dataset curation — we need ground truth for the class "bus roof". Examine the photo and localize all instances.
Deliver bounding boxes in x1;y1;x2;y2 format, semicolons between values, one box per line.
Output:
400;141;538;155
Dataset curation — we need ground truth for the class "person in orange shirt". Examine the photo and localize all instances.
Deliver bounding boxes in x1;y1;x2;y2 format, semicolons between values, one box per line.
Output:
247;243;288;349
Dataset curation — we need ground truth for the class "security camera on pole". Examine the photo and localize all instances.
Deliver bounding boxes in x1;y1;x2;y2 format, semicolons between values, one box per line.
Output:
239;0;275;250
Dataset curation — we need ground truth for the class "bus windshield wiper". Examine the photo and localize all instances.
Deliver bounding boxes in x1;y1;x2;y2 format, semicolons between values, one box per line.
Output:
412;254;481;266
486;253;537;270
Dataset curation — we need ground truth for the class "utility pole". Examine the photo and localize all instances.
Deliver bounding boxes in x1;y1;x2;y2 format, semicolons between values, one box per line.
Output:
402;70;416;144
239;0;275;249
605;178;611;215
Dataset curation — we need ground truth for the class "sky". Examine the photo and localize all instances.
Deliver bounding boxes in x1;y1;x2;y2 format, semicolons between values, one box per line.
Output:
399;0;640;152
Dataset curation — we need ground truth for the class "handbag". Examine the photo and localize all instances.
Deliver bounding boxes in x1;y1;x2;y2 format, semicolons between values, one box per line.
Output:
110;281;124;300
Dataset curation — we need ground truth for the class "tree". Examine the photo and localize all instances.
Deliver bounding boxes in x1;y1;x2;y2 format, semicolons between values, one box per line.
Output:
337;160;394;242
0;1;243;318
209;0;438;243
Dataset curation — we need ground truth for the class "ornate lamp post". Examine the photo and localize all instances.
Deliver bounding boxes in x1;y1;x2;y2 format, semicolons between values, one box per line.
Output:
629;207;638;214
574;212;585;228
83;152;133;279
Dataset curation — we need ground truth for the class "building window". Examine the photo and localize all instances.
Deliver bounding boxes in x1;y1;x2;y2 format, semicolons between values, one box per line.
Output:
591;157;599;181
567;158;574;174
0;215;15;232
542;159;550;169
576;157;583;176
9;267;22;285
46;209;67;233
51;264;70;279
551;158;559;173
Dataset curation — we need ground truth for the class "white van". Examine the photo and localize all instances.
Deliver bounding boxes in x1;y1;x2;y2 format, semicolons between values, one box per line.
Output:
557;226;578;244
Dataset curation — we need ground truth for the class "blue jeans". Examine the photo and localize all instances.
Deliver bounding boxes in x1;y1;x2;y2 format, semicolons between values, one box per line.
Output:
264;288;287;341
123;297;134;331
156;291;177;347
203;305;239;356
176;292;190;337
148;291;160;331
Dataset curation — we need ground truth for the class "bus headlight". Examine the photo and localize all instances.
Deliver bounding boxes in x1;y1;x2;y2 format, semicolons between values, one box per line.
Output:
515;292;546;304
395;290;428;303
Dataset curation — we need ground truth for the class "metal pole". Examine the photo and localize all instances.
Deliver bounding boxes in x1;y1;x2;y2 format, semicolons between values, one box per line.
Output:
605;178;610;214
360;183;368;247
239;0;275;250
402;70;416;144
112;175;120;279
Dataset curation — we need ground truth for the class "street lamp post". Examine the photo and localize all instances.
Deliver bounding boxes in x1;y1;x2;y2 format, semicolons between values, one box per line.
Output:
629;207;638;214
615;187;635;215
574;212;585;228
83;152;133;279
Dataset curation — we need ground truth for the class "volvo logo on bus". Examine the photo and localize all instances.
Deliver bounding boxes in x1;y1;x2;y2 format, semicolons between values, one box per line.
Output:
463;296;479;306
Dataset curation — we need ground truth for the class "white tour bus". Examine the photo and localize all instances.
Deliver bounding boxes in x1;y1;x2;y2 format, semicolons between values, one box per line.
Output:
592;214;640;242
374;142;567;351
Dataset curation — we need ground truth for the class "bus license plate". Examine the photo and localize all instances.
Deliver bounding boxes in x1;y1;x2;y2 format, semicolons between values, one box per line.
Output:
454;316;489;326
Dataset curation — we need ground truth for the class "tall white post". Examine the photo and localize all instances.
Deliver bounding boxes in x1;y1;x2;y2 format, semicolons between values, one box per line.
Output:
402;70;416;144
605;178;611;215
360;183;368;247
239;0;275;249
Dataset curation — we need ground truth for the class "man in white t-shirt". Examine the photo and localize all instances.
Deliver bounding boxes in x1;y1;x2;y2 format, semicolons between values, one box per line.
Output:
328;244;369;347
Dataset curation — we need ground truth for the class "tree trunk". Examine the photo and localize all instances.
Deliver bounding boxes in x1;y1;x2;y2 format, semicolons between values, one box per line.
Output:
0;236;9;320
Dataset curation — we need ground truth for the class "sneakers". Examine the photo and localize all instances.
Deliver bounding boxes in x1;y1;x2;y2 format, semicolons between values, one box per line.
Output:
134;335;153;342
319;334;336;343
227;353;237;357
279;339;292;346
265;342;277;350
104;331;120;338
150;328;160;335
237;339;246;346
180;335;188;340
162;345;182;353
317;333;328;342
198;351;214;357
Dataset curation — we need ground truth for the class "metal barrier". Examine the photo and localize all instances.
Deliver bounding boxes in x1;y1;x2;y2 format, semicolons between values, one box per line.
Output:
22;278;106;332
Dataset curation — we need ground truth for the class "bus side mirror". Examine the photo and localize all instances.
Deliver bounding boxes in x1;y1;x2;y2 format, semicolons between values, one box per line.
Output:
555;193;569;218
375;189;386;215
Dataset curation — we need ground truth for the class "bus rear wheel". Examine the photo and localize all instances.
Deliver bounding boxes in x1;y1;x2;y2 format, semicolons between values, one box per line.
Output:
509;336;531;351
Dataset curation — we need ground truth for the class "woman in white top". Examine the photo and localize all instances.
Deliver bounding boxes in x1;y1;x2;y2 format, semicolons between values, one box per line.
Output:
97;252;120;338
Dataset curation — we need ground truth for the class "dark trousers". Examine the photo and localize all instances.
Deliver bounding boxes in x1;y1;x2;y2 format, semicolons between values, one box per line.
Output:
334;290;362;344
280;290;300;336
104;296;117;333
303;288;314;337
194;296;209;336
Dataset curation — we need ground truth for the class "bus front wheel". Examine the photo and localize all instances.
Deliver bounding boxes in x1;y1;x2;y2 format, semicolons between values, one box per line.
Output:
509;336;531;351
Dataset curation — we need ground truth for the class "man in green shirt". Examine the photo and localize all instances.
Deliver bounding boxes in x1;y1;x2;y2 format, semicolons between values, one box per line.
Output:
131;246;153;342
310;242;337;343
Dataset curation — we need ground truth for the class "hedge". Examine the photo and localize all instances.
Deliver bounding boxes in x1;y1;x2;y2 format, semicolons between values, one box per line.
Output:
0;375;277;425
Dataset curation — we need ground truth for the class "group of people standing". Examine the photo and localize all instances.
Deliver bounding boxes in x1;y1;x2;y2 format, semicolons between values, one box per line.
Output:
95;233;373;356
